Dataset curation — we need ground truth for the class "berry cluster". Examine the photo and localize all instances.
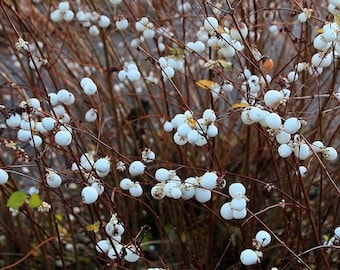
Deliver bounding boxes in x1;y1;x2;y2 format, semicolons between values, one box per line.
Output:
164;109;218;146
240;230;272;266
220;183;248;220
96;213;140;262
150;169;224;203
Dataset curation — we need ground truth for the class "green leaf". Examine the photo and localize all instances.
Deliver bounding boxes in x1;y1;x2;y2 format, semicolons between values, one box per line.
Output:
29;193;42;208
7;191;28;210
55;214;63;222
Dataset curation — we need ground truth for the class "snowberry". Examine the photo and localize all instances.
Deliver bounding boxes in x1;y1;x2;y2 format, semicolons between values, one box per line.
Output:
241;109;255;125
94;158;111;177
276;130;291;144
20;119;34;131
193;41;205;53
232;208;247;219
313;35;329;51
82;81;97;95
298;166;308;177
171;114;186;128
295;62;307;72
181;180;196;200
46;171;62;188
50;10;62;23
278;144;292;158
258;110;271;127
221;81;233;92
240;249;258;265
53;104;66;117
96;240;111;253
80;77;94;88
120;178;133;190
200;172;218;190
322;147;338;161
163;121;173;132
264;90;282;108
29;135;43;148
294;143;310;160
173;132;188;145
187;129;199;143
41;117;57;131
335;227;340;239
89;25;100;36
58;1;69;11
110;0;122;5
127;70;141;82
231;198;247;211
297;12;308;23
91;182;104;195
17;129;31;142
220;202;233;220
177;123;191;137
204;17;218;31
206;124;218;137
143;29;155;39
57;89;70;104
141;148;155;163
311;141;324;153
155;168;169;182
118;70;127;81
265;113;282;130
247;107;262;122
195;188;211;203
164;182;179;198
229;183;246;199
283;117;301;134
129;161;145;176
54;129;72;146
161;66;175;78
311;52;332;68
81;186;98;204
230;22;248;40
255;230;271;247
6;113;21;128
85;108;97;122
98;15;110;28
170;187;182;199
124;245;140;262
80;152;94;170
0;169;9;185
116;18;129;30
129;182;143;197
287;71;298;82
195;134;208;146
177;2;191;13
108;246;122;259
151;183;165;200
203;109;216;122
323;29;337;42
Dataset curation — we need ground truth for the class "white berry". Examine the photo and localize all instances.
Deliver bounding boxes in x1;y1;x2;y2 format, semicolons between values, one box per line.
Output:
81;186;99;204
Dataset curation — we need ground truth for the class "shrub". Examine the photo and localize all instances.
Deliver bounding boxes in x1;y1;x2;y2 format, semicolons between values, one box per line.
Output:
0;0;339;269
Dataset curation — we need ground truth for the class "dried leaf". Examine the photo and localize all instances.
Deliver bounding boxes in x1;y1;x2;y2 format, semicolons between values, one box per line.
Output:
196;79;216;90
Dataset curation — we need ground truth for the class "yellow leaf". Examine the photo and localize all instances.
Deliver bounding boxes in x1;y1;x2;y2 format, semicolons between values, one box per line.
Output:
216;25;225;34
196;79;216;90
86;221;100;233
231;103;249;110
334;13;340;26
169;47;184;56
